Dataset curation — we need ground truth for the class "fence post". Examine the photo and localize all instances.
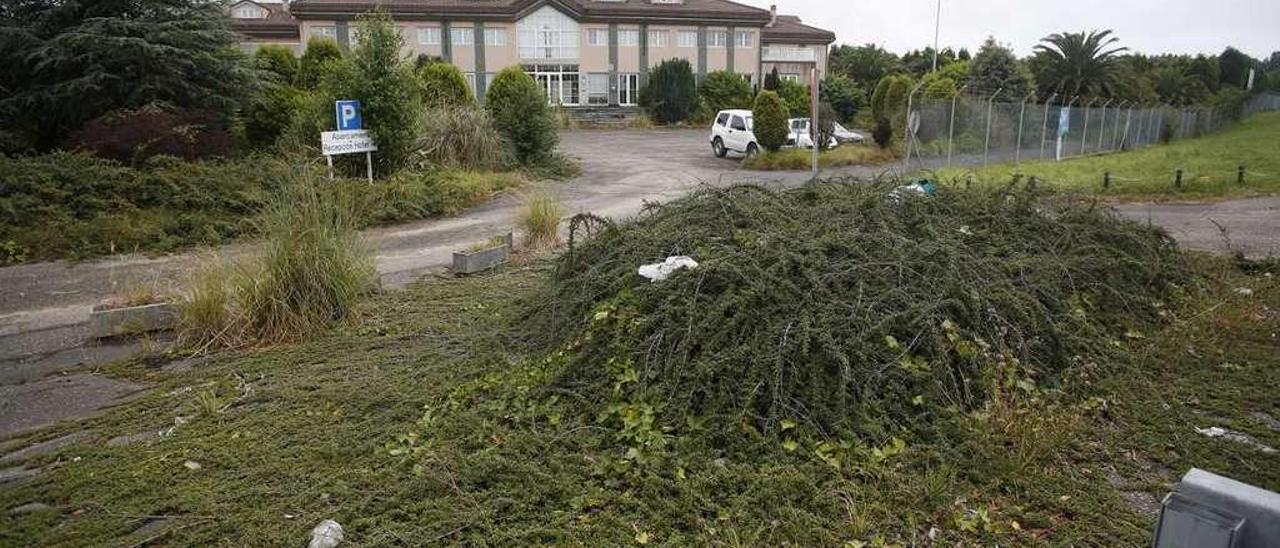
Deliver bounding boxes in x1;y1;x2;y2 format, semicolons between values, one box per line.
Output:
983;87;1003;168
1039;92;1058;159
903;81;926;173
1080;98;1096;156
1112;101;1128;150
1057;95;1078;161
1174;168;1183;189
1104;171;1111;190
946;84;968;169
1121;105;1133;150
1238;165;1245;184
1014;91;1035;165
1097;99;1113;152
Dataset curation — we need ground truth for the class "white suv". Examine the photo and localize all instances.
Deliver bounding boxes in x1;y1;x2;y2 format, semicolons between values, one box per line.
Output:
710;109;758;158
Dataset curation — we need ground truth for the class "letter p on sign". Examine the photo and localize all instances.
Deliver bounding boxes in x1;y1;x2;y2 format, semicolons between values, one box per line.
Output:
335;100;362;131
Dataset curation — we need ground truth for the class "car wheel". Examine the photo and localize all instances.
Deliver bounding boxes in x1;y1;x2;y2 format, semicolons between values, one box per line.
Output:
712;138;727;158
745;143;759;158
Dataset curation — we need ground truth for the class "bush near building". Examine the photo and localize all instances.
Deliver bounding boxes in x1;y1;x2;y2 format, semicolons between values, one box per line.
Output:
639;59;698;124
752;90;790;152
485;66;559;165
698;70;754;119
777;79;812;118
418;61;474;108
298;37;344;89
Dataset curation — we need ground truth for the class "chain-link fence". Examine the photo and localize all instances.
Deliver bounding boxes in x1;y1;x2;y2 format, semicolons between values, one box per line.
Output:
901;90;1280;172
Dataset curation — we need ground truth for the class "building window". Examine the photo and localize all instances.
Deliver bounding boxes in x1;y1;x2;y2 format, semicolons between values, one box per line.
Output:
707;31;727;47
617;73;639;105
451;27;474;46
735;30;753;48
586;28;608;46
781;73;801;82
465;72;476;93
517;6;580;60
650;0;683;4
349;29;361;46
232;5;264;19
313;26;337;40
647;30;668;47
677;30;697;48
418;27;441;45
587;73;610;105
740;73;753;85
484;28;506;46
617;29;639;46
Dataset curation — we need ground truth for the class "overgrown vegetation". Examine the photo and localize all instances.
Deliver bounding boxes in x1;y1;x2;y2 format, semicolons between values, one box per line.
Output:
546;181;1191;444
639;59;698;124
413;106;512;170
744;143;898;170
4;177;1275;546
485;67;560;166
518;187;563;249
178;170;374;347
0;153;524;263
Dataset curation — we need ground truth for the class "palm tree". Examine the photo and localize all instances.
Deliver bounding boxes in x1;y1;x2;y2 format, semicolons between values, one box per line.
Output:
1033;30;1128;98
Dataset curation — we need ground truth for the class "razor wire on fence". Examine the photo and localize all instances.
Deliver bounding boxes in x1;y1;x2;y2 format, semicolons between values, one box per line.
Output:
901;90;1280;172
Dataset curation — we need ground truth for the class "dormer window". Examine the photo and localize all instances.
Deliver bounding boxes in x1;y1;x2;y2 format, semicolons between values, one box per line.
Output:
650;0;684;4
231;3;267;19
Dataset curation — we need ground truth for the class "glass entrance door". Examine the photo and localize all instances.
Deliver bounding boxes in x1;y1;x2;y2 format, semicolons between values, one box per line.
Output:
525;65;579;106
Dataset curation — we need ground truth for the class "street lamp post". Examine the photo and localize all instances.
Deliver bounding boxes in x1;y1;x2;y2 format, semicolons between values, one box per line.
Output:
931;0;942;72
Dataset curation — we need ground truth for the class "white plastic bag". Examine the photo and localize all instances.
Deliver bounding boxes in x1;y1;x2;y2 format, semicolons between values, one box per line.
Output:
638;256;699;282
309;519;344;548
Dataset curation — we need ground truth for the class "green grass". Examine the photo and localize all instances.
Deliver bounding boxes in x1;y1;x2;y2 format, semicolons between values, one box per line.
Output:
936;112;1280;200
2;256;1276;546
744;144;899;171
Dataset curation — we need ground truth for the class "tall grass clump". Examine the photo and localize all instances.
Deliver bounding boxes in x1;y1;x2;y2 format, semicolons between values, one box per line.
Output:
413;106;513;170
518;187;563;249
178;170;374;347
541;179;1194;448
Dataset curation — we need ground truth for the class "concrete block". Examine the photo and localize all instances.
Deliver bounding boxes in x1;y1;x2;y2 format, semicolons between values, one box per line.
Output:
88;302;178;339
1153;468;1280;548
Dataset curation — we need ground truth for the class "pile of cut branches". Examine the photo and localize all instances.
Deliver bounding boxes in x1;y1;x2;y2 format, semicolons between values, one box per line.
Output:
542;179;1193;443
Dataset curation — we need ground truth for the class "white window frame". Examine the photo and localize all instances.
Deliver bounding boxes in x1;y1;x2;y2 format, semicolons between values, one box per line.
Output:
735;30;753;48
647;30;669;48
707;31;727;47
418;27;441;46
484;28;506;46
465;72;477;93
677;30;698;48
586;28;608;47
517;6;580;60
232;5;264;19
312;26;337;40
781;73;801;83
587;73;610;105
451;27;474;46
617;29;639;47
617;73;639;105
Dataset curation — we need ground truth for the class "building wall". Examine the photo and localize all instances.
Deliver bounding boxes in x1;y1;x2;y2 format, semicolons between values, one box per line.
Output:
239;40;303;54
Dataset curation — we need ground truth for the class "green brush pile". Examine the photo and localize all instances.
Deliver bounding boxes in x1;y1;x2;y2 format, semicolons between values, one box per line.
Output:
543;179;1193;444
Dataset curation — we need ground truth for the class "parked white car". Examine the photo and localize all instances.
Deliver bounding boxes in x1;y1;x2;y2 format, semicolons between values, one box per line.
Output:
710;109;758;157
786;118;839;149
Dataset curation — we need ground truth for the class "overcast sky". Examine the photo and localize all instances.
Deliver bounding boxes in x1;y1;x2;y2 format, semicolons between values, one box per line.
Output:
744;0;1279;60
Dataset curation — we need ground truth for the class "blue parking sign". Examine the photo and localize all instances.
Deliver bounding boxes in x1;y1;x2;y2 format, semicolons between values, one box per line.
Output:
335;100;362;131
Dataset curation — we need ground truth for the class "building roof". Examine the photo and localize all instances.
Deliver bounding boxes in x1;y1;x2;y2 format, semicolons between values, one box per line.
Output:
231;1;302;40
762;14;834;44
288;0;771;25
234;0;836;44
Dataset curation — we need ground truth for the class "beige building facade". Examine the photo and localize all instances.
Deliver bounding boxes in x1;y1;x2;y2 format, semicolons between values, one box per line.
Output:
231;0;835;106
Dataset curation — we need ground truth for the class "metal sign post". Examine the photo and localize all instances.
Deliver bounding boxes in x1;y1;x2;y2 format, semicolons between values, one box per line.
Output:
322;100;378;182
810;67;819;177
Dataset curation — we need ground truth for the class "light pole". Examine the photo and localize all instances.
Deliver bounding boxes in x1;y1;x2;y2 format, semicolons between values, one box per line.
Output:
931;0;942;72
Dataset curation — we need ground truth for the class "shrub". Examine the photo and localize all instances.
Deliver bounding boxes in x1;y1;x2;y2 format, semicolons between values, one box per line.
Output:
815;102;838;151
820;75;863;123
243;86;305;149
639;59;697;124
777;79;811;118
418;61;474;108
254;45;299;83
298;37;343;89
752;91;790;152
763;68;781;91
485;66;559;165
698;70;754;118
873;117;893;148
519;187;563;249
870;76;893;121
178;171;374;346
64;106;235;164
414;106;513;170
327;11;421;176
